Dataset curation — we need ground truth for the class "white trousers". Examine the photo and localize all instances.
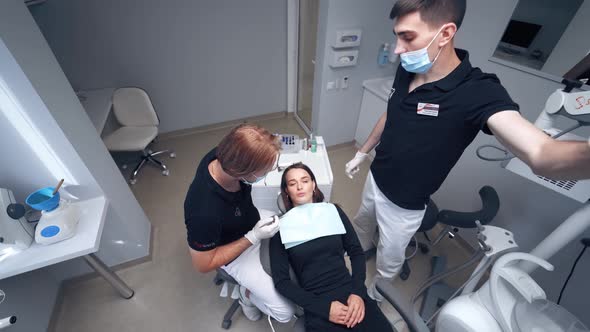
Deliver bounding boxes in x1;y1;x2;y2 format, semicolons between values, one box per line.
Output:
353;171;426;290
222;241;295;323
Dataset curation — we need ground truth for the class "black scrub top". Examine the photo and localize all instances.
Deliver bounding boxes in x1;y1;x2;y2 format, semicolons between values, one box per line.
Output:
371;49;520;210
184;148;259;251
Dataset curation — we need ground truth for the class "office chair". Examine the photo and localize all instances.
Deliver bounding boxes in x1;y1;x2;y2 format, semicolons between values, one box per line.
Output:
102;87;175;184
213;268;241;329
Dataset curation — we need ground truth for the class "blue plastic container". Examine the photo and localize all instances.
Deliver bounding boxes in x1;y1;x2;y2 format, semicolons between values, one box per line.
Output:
26;187;60;212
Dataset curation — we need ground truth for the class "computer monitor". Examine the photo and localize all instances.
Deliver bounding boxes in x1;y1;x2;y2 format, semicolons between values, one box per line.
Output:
499;20;542;53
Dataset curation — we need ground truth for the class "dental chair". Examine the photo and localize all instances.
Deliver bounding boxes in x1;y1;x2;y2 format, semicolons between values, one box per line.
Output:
376;186;501;332
399;186;500;281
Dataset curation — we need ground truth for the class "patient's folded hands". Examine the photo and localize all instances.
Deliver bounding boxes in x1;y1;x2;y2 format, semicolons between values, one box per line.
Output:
345;294;365;328
329;301;349;325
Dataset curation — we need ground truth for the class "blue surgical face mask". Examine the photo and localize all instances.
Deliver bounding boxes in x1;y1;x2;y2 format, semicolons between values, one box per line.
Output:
241;173;266;185
400;26;445;74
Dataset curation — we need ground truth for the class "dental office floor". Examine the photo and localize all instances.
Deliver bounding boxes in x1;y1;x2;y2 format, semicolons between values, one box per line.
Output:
51;115;471;332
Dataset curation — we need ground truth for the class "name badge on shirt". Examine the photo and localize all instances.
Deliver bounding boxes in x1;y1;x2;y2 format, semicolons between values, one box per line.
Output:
417;102;440;117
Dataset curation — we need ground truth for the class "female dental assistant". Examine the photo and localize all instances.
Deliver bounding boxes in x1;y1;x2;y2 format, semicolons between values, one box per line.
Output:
183;123;295;322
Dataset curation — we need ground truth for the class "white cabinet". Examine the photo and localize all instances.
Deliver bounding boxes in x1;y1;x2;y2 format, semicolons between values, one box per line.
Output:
354;77;393;155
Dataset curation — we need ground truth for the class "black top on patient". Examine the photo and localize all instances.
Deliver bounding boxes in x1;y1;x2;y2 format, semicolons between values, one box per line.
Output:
270;204;393;332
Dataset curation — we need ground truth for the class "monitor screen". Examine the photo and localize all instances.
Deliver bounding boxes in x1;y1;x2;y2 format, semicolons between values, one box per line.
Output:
500;20;542;49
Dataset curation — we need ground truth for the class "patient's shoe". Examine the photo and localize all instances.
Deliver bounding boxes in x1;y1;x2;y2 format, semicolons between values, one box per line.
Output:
239;286;263;321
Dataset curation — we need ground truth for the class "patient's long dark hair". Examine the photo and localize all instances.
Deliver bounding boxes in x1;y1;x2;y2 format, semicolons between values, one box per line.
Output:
280;163;325;211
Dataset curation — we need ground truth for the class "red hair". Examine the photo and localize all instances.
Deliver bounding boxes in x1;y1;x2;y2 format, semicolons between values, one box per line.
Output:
217;124;280;177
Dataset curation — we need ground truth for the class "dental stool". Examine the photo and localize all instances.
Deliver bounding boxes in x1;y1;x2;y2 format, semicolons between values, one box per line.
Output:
213;268;241;329
399;185;500;281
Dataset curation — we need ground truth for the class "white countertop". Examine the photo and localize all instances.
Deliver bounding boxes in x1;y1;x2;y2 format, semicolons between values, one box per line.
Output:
362;77;395;102
0;196;108;280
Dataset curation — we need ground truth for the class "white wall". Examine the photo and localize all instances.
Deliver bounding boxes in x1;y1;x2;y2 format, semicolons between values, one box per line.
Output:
0;0;153;330
30;0;288;133
313;0;397;145
542;0;590;76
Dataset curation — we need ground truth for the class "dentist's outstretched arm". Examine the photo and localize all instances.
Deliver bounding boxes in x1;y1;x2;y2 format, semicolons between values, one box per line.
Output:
488;110;590;180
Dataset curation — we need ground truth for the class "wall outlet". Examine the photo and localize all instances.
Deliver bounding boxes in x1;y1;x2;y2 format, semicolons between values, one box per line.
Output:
341;76;349;89
327;80;339;91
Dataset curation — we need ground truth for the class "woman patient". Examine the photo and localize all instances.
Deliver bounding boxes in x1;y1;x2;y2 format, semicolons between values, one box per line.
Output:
270;163;392;332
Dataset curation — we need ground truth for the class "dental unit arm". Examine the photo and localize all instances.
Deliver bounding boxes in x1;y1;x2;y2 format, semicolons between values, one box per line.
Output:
534;78;590;134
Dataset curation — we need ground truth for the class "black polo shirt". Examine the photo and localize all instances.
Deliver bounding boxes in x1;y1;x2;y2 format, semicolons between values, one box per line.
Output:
184;148;260;251
371;49;519;210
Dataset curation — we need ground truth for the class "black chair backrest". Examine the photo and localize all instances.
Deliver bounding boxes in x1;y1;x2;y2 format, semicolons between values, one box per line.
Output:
417;199;439;232
437;185;500;228
260;238;300;286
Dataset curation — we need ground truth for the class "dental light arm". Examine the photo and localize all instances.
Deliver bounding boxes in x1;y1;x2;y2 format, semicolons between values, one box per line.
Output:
536;78;590;129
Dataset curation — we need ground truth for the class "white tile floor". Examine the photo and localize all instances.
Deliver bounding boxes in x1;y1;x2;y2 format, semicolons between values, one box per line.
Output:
51;116;472;332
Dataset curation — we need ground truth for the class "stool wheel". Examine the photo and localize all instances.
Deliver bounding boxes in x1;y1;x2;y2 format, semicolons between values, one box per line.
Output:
400;271;409;281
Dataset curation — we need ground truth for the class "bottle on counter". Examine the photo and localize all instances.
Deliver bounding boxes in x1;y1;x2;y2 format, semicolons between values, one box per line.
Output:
377;43;390;66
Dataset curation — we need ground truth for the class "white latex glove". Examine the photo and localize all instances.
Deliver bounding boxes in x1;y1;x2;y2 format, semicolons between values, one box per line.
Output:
345;151;369;179
244;215;280;245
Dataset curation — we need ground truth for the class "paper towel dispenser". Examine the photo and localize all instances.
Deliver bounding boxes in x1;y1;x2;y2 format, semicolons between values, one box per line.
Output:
329;50;359;68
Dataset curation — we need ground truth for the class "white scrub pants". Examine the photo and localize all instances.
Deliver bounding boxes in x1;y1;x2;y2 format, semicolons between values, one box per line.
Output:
222;241;295;323
353;171;426;297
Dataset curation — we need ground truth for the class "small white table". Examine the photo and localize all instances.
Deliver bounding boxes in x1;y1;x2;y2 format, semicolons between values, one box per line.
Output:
77;88;116;133
252;136;334;212
0;197;134;299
